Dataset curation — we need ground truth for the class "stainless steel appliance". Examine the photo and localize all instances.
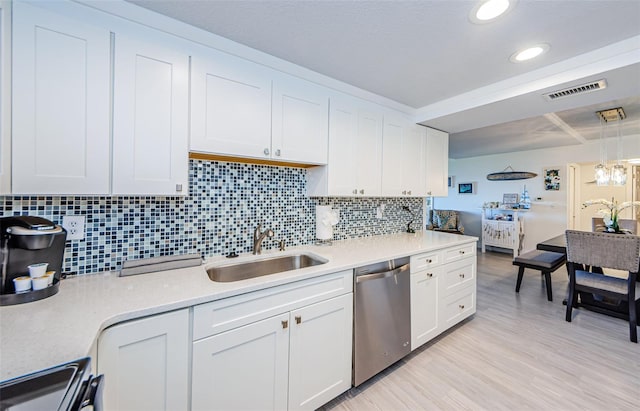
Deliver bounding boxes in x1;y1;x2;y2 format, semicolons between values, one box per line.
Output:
353;257;411;386
0;216;66;306
0;357;103;410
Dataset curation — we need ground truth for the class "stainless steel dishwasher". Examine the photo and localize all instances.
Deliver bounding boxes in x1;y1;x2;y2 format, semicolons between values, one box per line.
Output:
353;256;411;386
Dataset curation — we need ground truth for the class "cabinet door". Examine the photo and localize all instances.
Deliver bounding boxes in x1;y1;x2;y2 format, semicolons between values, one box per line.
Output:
272;74;329;164
0;0;10;194
404;125;426;196
288;294;353;410
190;48;272;159
381;115;425;197
381;115;405;196
97;309;190;411
112;33;189;195
425;127;449;197
12;1;110;194
411;270;440;350
192;313;290;411
325;95;358;195
355;108;383;196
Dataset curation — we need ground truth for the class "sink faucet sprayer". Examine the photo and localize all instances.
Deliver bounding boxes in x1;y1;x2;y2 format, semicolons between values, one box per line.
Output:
253;224;274;255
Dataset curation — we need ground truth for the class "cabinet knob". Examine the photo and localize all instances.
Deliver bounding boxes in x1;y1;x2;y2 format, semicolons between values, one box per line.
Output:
459;250;465;254
275;149;281;157
459;273;465;278
407;190;412;195
427;191;432;195
295;316;302;324
426;273;433;278
264;148;270;156
359;189;364;195
281;320;288;329
353;189;358;194
426;259;432;263
175;184;183;192
402;190;407;195
459;304;465;310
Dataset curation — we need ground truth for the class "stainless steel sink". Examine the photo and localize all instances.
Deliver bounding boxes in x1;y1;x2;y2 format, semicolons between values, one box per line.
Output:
206;253;328;282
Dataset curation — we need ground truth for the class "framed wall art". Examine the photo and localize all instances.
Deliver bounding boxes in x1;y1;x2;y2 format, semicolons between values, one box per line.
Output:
544;168;560;191
458;182;474;194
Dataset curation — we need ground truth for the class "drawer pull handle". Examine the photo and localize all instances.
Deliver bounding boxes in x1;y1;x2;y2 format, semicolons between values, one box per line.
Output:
459;273;465;278
295;316;302;324
459;304;465;309
282;320;288;329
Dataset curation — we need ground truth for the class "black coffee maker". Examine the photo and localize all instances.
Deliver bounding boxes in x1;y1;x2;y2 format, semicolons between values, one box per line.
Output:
0;216;67;301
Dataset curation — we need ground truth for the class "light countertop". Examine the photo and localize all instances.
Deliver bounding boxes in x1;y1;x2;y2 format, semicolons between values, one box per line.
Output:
0;231;477;380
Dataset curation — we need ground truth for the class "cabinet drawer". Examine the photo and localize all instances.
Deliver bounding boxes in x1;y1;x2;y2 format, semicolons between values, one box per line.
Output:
410;250;442;273
441;257;476;296
193;270;352;340
441;287;475;328
444;242;476;263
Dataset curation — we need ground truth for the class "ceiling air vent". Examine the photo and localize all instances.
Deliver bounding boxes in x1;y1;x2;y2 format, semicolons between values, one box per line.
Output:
543;79;607;101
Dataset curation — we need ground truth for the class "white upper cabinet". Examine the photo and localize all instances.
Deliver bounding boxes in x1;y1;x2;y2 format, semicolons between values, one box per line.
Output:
190;50;328;165
405;125;427;196
11;1;111;194
112;33;189;195
0;0;10;194
425;127;449;197
190;48;272;159
272;73;329;164
381;113;425;197
307;94;382;196
354;107;384;196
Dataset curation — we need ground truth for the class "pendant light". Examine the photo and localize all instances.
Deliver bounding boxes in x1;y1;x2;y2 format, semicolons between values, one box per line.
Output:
610;112;627;185
594;114;609;186
595;107;627;186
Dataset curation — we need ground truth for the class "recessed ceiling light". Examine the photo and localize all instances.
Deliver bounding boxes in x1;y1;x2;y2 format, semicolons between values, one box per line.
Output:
510;44;550;62
469;0;514;24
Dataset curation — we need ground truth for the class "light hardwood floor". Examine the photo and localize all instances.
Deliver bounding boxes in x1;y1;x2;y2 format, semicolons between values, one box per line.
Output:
321;251;640;411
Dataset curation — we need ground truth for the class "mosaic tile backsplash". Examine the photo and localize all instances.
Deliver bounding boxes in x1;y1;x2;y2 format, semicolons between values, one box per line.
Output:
0;160;423;275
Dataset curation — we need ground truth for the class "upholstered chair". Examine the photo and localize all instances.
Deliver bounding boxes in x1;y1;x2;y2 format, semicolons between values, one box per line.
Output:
426;210;464;235
565;230;640;343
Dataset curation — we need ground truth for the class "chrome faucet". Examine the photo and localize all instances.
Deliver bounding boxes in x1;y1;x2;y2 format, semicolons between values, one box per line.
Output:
253;224;274;255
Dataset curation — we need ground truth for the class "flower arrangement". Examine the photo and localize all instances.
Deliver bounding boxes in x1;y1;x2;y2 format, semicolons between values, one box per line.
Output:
582;197;640;233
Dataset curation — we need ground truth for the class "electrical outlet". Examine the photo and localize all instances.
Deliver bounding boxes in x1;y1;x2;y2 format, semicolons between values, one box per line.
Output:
62;215;85;240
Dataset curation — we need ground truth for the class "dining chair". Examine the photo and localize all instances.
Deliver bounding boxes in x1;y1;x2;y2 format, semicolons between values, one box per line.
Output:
565;230;640;343
591;217;638;234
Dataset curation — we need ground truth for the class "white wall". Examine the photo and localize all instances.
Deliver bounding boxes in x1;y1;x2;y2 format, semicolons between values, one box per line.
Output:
434;135;640;254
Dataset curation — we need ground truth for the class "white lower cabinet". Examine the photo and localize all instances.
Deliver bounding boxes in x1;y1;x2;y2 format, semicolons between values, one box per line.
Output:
192;313;290;411
97;309;190;411
410;267;440;350
192;294;352;411
410;242;477;350
288;294;353;410
192;270;353;410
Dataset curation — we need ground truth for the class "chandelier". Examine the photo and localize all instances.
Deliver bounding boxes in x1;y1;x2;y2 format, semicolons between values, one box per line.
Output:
594;107;626;186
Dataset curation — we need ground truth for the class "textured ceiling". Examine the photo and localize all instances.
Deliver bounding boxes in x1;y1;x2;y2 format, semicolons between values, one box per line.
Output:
126;0;640;158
